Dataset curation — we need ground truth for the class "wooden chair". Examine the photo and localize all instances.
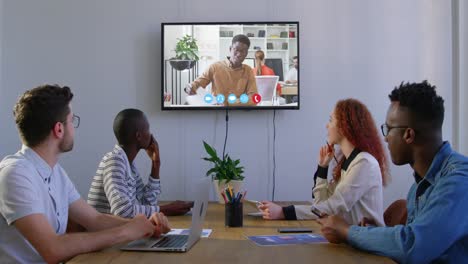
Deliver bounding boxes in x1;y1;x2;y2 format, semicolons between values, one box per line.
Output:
384;199;407;227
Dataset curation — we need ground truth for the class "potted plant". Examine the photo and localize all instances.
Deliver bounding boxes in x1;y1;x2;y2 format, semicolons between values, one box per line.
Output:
202;141;245;203
169;35;199;71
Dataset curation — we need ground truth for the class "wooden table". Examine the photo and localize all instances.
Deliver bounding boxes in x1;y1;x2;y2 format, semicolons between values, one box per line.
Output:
281;85;298;95
68;202;394;263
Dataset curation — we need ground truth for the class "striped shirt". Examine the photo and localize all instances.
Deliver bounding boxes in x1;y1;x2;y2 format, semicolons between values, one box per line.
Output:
87;145;161;218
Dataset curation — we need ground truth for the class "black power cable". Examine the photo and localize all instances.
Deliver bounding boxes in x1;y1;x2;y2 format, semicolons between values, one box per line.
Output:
222;109;229;159
272;110;277;201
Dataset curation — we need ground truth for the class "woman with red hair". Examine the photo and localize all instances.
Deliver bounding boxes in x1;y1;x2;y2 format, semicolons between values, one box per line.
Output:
252;50;282;96
259;99;388;226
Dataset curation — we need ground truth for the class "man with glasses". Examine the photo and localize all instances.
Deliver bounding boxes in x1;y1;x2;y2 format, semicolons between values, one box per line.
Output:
0;85;170;263
185;34;258;106
317;81;468;263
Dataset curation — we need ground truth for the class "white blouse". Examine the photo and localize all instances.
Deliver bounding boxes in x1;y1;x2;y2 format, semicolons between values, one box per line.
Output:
294;152;385;226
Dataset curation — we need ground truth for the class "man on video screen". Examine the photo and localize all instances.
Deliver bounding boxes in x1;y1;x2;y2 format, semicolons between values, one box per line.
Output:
185;34;258;106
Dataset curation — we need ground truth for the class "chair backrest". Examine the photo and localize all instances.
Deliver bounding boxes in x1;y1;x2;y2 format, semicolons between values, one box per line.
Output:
384;199;407;227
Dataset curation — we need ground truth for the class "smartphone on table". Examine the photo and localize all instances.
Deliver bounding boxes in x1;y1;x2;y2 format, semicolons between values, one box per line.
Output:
311;207;323;218
278;227;313;233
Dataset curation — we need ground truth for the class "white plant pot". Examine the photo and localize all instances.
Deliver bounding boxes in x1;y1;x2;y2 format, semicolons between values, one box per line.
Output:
213;179;243;204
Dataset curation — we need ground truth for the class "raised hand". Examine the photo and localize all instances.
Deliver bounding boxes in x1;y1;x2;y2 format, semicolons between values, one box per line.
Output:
318;144;335;167
145;135;160;163
146;134;161;179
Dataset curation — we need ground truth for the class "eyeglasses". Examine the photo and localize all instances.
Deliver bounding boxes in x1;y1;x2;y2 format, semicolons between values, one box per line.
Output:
72;114;80;128
380;124;408;137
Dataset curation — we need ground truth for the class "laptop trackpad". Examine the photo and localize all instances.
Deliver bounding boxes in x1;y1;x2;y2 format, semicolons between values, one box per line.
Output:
126;238;160;248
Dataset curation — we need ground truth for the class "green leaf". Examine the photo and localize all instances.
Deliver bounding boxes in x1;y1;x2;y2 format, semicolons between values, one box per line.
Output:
202;141;244;181
174;35;199;61
206;168;217;177
203;141;217;158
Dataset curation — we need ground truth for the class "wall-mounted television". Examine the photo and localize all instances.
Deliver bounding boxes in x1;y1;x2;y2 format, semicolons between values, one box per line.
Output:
161;22;299;110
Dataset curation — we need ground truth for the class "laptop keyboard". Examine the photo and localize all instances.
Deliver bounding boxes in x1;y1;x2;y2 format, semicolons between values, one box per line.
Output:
152;235;188;248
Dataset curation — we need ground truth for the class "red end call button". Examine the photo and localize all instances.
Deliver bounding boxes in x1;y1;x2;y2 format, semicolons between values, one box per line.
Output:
252;93;262;104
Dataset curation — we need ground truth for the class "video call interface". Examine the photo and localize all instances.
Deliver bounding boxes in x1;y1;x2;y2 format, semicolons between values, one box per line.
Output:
162;22;299;109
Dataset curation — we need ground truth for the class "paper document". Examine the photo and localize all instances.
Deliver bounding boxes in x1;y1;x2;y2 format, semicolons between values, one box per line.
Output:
247;211;263;217
248;234;327;246
167;228;212;238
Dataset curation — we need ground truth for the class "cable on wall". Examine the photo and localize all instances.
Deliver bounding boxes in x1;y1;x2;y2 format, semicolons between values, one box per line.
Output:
222;109;229;159
272;110;277;201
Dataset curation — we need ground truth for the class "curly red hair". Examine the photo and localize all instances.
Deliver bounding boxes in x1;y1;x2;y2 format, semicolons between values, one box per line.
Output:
332;99;389;186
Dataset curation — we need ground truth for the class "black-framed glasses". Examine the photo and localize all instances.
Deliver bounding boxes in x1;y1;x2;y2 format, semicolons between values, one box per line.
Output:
72;114;80;128
380;124;408;137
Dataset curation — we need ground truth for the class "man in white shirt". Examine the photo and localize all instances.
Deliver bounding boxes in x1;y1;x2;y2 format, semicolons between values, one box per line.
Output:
285;56;298;84
0;84;170;263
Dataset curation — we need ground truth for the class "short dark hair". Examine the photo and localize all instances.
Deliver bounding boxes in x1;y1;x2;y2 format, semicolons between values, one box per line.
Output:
113;109;146;145
13;84;73;147
389;80;444;129
232;34;250;48
293;56;298;60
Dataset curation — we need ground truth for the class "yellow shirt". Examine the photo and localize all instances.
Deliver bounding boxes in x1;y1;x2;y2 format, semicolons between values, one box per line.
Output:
190;59;258;105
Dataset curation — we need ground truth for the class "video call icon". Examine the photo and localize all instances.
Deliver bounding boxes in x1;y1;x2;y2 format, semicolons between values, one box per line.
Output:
204;94;214;104
216;94;225;104
252;93;262;104
239;94;249;104
228;94;237;104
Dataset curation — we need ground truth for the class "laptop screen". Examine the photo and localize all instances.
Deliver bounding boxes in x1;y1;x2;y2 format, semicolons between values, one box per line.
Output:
255;76;279;102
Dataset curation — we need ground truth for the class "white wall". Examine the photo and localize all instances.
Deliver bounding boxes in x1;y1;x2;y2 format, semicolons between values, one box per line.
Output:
0;0;453;208
456;0;468;155
463;1;468;155
0;0;4;141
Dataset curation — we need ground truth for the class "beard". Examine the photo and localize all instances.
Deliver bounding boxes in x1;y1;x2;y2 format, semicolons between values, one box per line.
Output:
59;130;74;153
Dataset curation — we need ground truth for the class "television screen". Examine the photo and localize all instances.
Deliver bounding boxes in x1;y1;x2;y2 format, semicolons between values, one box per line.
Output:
161;22;299;110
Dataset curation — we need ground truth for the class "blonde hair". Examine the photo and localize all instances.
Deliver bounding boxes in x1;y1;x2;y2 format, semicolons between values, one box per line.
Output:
254;50;265;75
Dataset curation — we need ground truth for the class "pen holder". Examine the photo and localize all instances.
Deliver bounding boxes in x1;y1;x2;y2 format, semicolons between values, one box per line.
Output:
225;202;243;227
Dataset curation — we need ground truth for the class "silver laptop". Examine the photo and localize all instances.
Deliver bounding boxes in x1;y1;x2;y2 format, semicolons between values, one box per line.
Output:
255;75;279;106
121;178;209;252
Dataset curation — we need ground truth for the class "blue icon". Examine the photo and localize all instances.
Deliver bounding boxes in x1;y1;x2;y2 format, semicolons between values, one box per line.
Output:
204;93;213;104
216;94;225;104
228;94;237;104
239;94;249;104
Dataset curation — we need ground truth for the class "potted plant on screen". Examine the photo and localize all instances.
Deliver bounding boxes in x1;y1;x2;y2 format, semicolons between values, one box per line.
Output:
169;35;200;71
202;141;245;203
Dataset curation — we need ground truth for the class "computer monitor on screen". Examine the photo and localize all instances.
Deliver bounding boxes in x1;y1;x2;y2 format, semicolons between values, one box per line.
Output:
264;58;283;81
243;58;255;68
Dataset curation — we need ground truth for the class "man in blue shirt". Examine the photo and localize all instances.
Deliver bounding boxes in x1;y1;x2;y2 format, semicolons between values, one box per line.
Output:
0;85;171;263
317;81;468;263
